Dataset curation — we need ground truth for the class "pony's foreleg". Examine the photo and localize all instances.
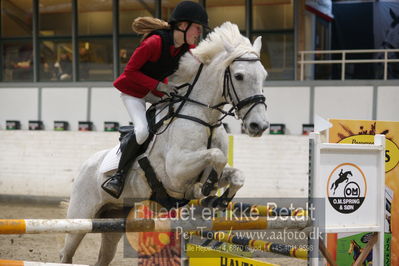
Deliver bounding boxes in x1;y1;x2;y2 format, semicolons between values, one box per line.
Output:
200;167;245;208
166;148;227;199
217;166;245;199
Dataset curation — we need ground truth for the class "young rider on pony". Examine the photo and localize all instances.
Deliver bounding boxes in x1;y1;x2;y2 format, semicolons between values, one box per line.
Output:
102;1;209;199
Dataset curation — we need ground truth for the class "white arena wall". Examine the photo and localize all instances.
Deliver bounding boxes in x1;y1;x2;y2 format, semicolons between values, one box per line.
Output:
0;80;397;201
0;131;308;200
0;81;398;134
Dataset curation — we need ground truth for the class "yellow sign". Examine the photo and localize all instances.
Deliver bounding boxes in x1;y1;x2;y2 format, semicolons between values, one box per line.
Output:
187;244;279;266
338;135;399;172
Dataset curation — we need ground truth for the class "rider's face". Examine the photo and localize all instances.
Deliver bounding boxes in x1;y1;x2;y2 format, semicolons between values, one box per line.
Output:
177;22;203;45
186;23;203;45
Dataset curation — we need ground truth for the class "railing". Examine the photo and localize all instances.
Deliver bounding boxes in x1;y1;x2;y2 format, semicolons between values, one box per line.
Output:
298;49;399;80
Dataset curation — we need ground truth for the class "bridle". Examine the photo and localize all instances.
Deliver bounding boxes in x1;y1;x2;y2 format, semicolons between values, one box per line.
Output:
223;57;267;121
147;55;267;148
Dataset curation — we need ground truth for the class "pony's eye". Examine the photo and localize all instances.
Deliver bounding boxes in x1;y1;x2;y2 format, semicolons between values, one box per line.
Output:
234;73;244;81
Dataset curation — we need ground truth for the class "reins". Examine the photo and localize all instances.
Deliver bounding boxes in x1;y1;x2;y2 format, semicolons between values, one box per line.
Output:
146;63;205;135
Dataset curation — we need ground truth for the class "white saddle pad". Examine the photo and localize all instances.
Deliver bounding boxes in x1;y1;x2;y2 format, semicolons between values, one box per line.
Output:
99;144;121;174
99;135;157;174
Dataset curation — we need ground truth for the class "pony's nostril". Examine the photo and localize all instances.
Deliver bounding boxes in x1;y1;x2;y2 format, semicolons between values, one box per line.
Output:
250;123;260;131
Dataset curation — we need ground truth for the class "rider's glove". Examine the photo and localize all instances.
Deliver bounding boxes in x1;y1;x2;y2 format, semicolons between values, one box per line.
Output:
156;82;176;98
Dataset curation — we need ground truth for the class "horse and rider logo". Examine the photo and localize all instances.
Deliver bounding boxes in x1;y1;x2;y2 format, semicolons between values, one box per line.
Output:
330;169;353;195
327;163;367;214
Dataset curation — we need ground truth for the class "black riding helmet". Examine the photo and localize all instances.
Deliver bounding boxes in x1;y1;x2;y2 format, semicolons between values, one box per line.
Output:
169;1;209;44
169;1;209;29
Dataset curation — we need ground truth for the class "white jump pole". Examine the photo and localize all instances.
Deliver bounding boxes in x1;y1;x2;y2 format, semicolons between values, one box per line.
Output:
0;217;309;234
0;259;88;266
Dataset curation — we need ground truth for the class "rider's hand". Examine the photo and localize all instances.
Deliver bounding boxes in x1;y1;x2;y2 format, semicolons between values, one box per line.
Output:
156;82;176;98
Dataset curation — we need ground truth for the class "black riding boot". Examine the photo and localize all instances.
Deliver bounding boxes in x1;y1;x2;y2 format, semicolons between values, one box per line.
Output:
101;135;141;199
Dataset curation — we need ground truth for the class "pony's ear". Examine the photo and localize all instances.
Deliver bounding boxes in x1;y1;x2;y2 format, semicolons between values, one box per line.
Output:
253;36;262;55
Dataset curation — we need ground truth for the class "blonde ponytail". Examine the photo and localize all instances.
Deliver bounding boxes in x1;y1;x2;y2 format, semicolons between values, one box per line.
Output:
132;17;170;36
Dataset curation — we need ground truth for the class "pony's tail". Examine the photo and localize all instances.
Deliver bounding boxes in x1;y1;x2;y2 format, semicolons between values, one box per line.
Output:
132;17;170;38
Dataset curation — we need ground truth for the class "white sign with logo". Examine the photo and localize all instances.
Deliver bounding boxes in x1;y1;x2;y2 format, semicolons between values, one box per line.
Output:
310;132;385;265
327;163;367;214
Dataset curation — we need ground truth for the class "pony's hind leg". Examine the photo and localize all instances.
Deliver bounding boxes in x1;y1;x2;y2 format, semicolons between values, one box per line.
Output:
94;232;123;266
60;202;101;263
60;187;102;263
60;233;86;263
60;150;106;263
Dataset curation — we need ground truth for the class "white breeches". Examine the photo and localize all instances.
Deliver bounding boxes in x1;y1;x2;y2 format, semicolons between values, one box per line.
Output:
121;93;148;145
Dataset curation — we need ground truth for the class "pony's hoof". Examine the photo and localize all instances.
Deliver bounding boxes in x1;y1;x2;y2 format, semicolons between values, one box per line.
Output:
193;183;204;198
200;196;231;210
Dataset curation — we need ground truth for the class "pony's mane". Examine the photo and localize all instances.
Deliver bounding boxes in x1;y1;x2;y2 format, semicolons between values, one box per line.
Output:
172;22;259;85
192;21;258;64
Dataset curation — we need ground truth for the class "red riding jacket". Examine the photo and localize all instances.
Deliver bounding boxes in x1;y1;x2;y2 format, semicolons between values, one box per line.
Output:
114;33;195;98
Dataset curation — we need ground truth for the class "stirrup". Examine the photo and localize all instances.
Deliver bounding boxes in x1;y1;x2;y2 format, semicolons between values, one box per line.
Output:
101;173;124;199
